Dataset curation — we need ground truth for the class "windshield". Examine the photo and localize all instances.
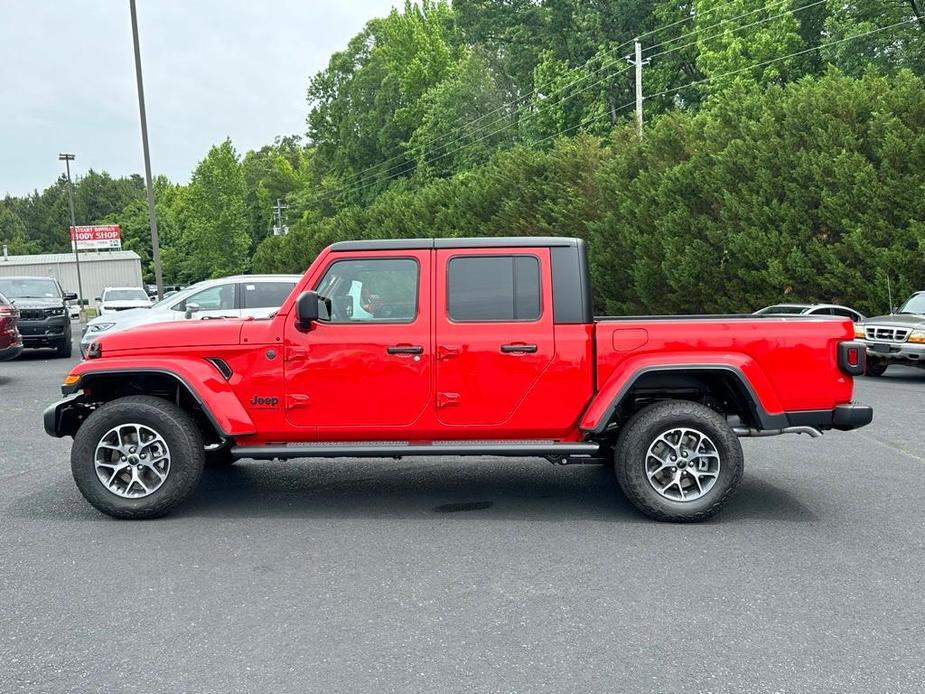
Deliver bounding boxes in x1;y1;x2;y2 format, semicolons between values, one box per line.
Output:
756;305;808;315
898;293;925;315
0;278;61;299
103;288;149;302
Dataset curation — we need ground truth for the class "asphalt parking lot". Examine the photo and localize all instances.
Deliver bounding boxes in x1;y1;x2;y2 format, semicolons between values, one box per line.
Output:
2;329;924;693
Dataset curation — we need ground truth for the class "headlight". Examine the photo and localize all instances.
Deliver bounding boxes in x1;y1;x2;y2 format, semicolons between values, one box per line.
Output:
46;307;65;316
854;325;865;339
87;322;116;333
907;330;925;344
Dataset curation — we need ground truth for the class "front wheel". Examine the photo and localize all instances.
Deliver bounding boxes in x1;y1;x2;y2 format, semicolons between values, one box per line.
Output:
71;395;204;519
865;360;887;377
613;400;744;522
55;339;72;358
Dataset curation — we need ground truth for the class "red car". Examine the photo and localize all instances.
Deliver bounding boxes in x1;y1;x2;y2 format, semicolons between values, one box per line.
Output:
0;291;23;361
45;237;872;521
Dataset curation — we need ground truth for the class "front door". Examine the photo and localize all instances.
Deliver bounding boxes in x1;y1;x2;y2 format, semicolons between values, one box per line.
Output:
284;251;432;434
434;248;555;427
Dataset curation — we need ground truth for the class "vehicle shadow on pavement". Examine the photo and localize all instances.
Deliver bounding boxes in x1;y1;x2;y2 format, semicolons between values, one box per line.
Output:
8;460;816;524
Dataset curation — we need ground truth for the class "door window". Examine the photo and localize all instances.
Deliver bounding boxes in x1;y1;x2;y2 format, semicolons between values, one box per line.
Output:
172;284;236;311
314;258;418;323
242;281;295;309
447;255;540;322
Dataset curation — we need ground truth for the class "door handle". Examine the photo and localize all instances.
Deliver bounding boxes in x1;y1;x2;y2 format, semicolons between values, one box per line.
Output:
387;345;424;355
500;343;538;354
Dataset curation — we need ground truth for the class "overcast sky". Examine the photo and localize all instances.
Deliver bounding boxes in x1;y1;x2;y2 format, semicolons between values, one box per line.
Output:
0;0;401;197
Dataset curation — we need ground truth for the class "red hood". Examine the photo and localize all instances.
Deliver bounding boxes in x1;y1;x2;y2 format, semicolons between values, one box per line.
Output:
95;319;244;354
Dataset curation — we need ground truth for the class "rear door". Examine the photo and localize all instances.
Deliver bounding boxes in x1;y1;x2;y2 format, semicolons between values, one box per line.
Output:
434;248;554;426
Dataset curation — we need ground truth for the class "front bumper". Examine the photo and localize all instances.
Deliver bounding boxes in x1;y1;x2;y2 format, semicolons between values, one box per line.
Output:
19;317;70;348
859;339;925;363
43;394;90;438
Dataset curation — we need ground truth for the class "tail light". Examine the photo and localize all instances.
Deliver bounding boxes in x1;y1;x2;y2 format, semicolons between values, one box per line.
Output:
838;341;866;376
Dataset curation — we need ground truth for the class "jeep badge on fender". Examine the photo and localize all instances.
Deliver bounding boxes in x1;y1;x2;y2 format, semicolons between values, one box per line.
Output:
249;395;279;408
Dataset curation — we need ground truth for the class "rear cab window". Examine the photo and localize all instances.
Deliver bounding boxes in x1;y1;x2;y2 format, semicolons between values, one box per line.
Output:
447;255;541;322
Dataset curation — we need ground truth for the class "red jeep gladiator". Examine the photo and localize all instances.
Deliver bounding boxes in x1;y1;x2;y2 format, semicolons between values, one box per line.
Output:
45;237;872;521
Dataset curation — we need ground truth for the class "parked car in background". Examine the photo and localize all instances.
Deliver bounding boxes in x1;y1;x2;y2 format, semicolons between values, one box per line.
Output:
0;276;74;358
96;287;152;315
854;290;925;377
0;291;23;361
81;274;300;356
67;302;81;320
754;303;866;322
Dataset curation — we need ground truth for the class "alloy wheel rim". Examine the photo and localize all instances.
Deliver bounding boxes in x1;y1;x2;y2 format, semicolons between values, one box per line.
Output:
645;427;720;502
94;423;171;499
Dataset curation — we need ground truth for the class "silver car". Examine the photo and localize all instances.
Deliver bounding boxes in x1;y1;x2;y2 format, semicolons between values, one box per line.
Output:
81;274;300;355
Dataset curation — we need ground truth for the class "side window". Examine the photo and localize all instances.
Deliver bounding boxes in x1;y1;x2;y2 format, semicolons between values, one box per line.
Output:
831;308;860;322
447;255;540;322
242;281;295;309
314;258;418;323
173;284;236;311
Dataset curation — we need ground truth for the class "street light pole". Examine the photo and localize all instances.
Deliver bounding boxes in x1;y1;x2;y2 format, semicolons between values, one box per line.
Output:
59;153;85;318
129;0;164;300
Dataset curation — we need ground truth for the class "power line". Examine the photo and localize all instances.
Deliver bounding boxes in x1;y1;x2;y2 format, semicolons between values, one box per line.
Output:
308;16;918;207
316;0;792;194
646;0;828;62
645;17;920;102
643;0;798;55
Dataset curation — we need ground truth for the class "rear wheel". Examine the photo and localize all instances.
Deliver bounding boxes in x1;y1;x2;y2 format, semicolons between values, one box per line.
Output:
865;360;887;377
614;400;743;522
71;395;204;519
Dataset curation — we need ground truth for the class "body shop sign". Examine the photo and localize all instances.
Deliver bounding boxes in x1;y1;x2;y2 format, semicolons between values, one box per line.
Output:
70;225;121;250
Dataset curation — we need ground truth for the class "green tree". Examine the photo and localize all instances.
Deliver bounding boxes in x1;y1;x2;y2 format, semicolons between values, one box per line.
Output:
822;0;924;76
693;0;804;95
180;139;251;281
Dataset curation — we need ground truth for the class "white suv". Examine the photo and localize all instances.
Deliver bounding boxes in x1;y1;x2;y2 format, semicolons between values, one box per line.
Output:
81;274;300;355
97;287;152;315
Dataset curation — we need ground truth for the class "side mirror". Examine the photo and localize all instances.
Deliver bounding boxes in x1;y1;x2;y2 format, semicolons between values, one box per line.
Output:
295;290;321;330
64;292;78;301
184;302;200;319
94;297;101;302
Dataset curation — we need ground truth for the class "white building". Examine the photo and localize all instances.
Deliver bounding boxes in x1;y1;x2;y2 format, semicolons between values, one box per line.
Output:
0;250;144;308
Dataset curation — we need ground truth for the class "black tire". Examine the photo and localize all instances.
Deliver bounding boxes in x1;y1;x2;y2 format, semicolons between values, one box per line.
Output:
614;400;744;522
865;360;887;377
71;395;204;519
55;340;72;358
204;443;237;468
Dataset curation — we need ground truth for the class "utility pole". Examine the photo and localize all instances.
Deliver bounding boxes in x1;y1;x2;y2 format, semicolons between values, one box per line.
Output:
58;153;85;318
272;199;289;236
626;38;650;138
129;0;164;300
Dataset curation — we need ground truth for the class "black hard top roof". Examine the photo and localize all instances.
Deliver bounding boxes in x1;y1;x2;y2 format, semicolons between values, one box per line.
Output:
329;237;581;252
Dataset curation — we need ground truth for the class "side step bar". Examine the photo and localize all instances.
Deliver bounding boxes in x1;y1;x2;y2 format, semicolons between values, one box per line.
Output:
232;442;600;460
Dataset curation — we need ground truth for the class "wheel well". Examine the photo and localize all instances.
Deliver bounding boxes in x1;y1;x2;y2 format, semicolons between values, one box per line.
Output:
601;369;760;438
76;373;225;446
